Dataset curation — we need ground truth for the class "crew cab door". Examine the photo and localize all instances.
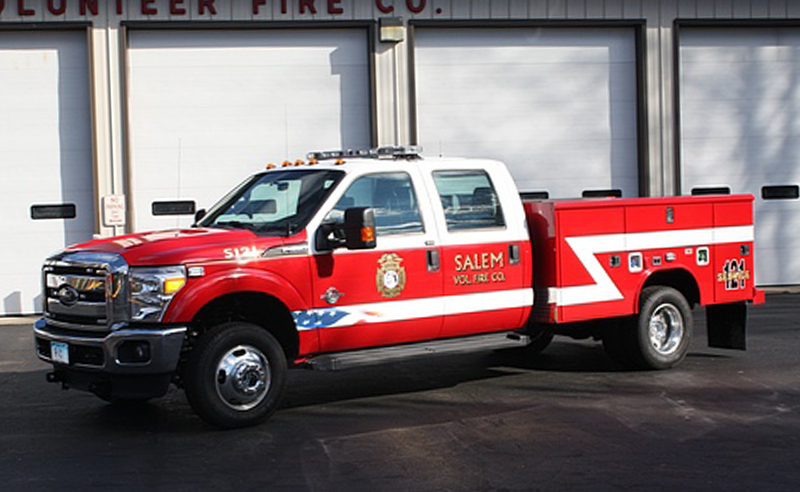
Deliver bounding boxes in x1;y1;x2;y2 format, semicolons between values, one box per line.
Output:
428;166;532;337
310;170;443;352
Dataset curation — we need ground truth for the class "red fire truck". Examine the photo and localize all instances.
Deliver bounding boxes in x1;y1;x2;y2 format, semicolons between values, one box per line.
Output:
34;147;764;428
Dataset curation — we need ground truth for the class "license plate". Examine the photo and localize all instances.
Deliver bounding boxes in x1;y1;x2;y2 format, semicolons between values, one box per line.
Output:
51;342;70;365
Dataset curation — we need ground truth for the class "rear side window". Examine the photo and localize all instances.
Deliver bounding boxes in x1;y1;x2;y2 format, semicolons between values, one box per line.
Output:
433;170;505;231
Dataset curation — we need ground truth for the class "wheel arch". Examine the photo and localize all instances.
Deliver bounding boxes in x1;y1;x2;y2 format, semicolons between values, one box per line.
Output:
639;268;701;310
164;269;309;361
190;291;300;362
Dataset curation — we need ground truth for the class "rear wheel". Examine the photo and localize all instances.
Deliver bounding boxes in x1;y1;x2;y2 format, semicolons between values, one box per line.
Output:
626;286;693;370
184;322;287;429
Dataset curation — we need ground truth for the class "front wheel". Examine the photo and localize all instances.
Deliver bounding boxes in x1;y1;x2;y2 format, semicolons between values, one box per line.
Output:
184;322;287;429
626;286;693;370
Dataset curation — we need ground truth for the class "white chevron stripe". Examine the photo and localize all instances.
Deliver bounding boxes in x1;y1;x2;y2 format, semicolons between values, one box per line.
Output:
551;225;754;307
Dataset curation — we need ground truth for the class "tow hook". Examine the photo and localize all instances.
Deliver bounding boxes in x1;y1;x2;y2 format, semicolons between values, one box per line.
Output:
46;371;69;390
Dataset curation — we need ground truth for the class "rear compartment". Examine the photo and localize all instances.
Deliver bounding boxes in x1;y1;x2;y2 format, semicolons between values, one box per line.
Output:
524;195;760;325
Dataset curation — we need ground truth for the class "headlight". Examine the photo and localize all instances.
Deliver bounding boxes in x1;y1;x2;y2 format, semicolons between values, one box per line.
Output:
129;266;187;322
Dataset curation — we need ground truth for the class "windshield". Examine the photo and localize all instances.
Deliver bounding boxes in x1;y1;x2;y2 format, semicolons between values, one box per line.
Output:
197;169;345;236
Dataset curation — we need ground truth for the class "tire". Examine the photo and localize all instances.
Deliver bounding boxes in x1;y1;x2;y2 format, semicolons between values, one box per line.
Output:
184;322;287;429
626;286;693;370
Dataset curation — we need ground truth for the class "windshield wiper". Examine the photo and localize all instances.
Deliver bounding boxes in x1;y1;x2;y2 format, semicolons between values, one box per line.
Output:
214;221;257;230
255;221;300;236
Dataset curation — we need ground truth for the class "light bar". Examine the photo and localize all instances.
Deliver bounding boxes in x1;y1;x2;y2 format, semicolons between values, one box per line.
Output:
307;146;422;161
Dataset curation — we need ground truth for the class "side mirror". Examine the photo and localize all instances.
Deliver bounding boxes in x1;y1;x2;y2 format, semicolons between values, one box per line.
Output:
343;207;376;250
193;208;207;225
316;207;377;251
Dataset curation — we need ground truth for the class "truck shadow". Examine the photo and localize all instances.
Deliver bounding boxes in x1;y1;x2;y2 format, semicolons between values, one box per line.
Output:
282;340;626;411
281;335;734;412
13;339;733;433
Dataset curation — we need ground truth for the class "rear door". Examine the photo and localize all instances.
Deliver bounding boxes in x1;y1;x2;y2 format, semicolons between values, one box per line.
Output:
426;164;533;338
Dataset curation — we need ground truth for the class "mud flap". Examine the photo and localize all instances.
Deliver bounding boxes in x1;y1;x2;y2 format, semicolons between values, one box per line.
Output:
706;302;747;350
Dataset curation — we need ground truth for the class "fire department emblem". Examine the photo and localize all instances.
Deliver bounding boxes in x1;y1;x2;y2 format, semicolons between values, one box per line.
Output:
718;258;750;290
376;253;406;298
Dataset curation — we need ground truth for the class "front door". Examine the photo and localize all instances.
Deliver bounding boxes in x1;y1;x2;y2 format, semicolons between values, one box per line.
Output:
312;171;443;352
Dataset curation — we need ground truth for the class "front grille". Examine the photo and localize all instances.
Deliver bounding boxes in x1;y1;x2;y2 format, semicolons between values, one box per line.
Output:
43;252;129;332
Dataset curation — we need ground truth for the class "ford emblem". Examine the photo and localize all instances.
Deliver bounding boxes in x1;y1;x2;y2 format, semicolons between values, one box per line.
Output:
57;285;80;307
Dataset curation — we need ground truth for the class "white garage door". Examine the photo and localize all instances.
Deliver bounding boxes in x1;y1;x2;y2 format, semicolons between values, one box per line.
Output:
679;28;800;286
127;29;371;232
0;31;94;315
414;27;640;199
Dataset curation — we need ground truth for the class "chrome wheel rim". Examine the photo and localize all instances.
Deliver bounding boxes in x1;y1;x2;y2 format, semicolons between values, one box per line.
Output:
215;345;271;411
648;303;684;356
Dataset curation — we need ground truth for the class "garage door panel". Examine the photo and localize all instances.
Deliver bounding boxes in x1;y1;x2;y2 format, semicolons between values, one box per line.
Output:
681;30;800;62
418;65;635;105
683;139;800;175
132;147;264;187
415;27;639;199
128;29;370;232
131;118;285;147
754;247;800;286
131;30;367;66
422;100;637;137
418;29;635;62
683;66;800;101
680;105;800;140
131;65;367;107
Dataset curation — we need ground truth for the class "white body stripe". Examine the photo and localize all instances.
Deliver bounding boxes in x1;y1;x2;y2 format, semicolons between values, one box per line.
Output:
293;288;533;330
552;226;754;307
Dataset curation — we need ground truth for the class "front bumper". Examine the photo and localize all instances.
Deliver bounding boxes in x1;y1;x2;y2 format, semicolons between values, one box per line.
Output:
34;319;186;399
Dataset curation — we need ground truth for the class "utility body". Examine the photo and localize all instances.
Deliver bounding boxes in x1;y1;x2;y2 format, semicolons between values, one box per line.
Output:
34;148;764;428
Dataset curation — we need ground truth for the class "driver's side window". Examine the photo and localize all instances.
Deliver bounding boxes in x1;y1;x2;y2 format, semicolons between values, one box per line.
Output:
328;172;423;236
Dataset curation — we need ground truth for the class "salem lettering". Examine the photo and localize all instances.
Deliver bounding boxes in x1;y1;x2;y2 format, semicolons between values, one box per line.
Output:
454;252;505;272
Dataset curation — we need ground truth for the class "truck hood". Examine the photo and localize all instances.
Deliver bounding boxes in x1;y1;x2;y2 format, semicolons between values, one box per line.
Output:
64;228;301;266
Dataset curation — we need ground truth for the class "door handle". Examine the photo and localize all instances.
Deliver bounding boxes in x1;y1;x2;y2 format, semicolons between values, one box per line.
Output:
427;250;440;273
509;244;520;265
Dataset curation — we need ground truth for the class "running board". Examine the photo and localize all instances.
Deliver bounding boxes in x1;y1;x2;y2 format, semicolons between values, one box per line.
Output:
306;332;530;371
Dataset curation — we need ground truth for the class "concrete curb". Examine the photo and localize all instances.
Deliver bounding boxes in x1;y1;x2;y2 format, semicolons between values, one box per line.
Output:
762;286;800;294
0;316;37;326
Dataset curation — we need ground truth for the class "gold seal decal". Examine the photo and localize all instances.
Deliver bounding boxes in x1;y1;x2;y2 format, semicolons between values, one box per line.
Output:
376;253;406;298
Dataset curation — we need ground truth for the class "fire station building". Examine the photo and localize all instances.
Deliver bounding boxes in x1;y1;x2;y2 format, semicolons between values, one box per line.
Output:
2;0;799;314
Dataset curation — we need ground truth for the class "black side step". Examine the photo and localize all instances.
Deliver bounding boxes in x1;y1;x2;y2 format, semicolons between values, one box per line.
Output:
306;332;530;371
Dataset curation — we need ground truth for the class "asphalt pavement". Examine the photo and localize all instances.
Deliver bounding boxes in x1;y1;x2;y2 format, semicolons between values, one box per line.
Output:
1;293;799;491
